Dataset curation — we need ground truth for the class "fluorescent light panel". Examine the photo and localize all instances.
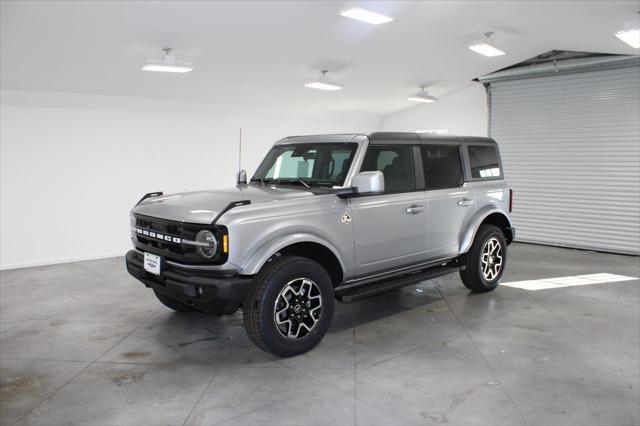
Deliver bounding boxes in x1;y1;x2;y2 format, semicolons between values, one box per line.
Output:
339;7;393;25
468;42;506;57
304;81;343;91
615;29;640;49
141;64;194;73
501;273;637;291
407;95;437;103
415;129;450;134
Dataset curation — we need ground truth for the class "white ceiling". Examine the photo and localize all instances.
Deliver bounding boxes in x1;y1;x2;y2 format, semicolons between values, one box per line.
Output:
1;0;638;117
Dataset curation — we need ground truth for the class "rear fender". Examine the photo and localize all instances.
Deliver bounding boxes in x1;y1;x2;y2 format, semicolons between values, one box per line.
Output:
459;206;513;254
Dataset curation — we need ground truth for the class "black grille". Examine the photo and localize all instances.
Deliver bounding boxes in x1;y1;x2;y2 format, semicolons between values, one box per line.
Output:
132;214;225;264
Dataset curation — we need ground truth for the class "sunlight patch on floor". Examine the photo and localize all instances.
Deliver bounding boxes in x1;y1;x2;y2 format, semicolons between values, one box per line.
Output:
501;273;638;291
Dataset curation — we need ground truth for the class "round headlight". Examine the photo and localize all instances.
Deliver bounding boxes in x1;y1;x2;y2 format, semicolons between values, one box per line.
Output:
195;230;217;259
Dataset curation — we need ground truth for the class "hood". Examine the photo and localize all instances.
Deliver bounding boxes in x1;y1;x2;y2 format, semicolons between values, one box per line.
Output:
132;185;314;224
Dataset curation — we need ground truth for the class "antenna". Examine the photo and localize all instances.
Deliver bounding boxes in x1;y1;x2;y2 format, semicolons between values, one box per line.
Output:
236;128;247;185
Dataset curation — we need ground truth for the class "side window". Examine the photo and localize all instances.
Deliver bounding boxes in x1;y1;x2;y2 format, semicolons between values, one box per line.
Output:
421;145;463;190
361;146;415;193
468;145;501;179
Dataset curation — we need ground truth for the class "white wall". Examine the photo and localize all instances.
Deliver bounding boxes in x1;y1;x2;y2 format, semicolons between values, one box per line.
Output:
381;84;488;136
0;90;380;269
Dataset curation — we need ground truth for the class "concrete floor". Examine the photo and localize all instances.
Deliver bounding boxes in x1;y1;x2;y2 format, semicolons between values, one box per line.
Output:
0;243;638;426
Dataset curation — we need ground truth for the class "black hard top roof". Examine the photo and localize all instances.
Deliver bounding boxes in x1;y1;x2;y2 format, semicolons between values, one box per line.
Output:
277;133;496;146
367;132;496;145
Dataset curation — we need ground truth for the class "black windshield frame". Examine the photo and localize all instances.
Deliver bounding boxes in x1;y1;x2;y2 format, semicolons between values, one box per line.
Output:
251;143;358;187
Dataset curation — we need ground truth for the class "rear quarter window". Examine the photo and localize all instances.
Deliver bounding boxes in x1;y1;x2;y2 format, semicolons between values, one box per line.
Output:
468;145;502;179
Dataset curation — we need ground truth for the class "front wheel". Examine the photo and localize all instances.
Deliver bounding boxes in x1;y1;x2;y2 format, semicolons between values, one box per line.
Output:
243;255;334;357
459;224;507;293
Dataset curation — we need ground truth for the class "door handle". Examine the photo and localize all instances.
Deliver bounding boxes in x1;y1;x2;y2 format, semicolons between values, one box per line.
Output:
405;204;424;214
457;199;474;207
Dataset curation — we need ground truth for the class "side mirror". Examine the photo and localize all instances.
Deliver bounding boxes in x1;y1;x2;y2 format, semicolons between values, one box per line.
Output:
236;169;247;185
353;171;384;194
337;171;384;198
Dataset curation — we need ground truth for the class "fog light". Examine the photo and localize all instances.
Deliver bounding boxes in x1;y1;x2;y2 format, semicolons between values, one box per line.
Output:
195;230;217;259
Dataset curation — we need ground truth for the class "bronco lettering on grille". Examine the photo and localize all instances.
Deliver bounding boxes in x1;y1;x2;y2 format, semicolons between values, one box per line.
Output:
135;228;181;244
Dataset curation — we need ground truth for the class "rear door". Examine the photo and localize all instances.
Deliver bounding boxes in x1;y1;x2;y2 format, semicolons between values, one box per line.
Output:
350;145;429;276
419;143;476;258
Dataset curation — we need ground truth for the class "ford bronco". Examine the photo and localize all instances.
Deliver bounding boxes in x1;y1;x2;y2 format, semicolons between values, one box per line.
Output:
126;132;514;356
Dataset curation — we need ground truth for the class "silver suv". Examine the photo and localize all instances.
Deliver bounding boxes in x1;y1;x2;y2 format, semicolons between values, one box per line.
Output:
126;132;515;356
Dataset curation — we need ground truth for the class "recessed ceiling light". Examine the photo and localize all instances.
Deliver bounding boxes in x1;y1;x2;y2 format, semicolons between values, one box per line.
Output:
615;28;640;49
305;70;343;91
142;47;194;73
407;86;438;103
339;7;393;25
468;32;506;57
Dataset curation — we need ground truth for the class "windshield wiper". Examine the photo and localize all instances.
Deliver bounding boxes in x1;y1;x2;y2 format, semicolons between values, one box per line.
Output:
253;178;333;189
297;178;311;189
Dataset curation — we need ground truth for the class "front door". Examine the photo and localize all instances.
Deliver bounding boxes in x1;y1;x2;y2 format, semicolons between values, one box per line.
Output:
350;145;429;277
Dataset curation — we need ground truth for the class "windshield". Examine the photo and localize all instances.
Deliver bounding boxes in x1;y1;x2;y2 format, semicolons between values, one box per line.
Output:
251;143;358;187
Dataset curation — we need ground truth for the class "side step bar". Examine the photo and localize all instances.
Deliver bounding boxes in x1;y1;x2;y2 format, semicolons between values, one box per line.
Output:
335;260;460;303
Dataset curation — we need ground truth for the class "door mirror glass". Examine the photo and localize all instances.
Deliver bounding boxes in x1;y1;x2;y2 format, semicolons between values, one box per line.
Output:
352;171;385;195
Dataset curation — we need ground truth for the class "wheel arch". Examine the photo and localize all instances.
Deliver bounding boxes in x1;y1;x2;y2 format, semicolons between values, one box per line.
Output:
460;207;513;254
240;235;346;285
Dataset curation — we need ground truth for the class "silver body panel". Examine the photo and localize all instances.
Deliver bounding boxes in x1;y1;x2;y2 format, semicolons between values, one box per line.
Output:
134;186;316;224
131;133;512;280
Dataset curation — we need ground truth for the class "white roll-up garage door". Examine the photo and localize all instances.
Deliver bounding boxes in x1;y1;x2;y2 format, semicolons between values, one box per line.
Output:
483;57;640;255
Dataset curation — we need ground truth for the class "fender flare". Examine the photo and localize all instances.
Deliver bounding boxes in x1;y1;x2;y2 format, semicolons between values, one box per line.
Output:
239;233;347;276
459;206;513;254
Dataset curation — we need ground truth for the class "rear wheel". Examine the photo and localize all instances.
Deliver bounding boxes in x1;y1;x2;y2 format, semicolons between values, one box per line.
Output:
153;290;195;313
460;224;506;293
243;255;334;357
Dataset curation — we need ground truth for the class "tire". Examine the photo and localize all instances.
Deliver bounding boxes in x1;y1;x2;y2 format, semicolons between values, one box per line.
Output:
459;224;506;293
243;255;335;357
153;290;195;313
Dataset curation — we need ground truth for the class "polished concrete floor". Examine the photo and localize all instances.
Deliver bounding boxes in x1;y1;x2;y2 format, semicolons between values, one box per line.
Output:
0;243;638;426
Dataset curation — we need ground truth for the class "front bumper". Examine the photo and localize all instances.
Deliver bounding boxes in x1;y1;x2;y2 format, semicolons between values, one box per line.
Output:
125;250;252;315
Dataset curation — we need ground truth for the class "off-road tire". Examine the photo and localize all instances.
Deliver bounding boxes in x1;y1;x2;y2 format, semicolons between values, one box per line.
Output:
243;255;334;357
460;224;506;293
153;290;195;313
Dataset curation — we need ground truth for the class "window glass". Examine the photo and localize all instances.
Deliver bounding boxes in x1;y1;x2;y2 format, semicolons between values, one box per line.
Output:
328;149;354;181
361;146;415;193
468;145;501;179
264;149;315;179
421;145;463;189
253;143;357;187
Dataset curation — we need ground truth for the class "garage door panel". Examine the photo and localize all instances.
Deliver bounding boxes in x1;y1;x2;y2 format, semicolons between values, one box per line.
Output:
489;64;640;255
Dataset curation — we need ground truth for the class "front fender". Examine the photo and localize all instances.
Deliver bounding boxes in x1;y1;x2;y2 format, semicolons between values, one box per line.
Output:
240;233;347;276
459;205;513;254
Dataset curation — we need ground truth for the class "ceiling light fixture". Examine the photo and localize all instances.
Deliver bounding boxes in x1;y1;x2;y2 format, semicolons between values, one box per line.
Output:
407;86;438;103
469;32;506;57
415;129;450;134
339;7;393;25
304;70;343;91
615;28;640;49
142;47;194;73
